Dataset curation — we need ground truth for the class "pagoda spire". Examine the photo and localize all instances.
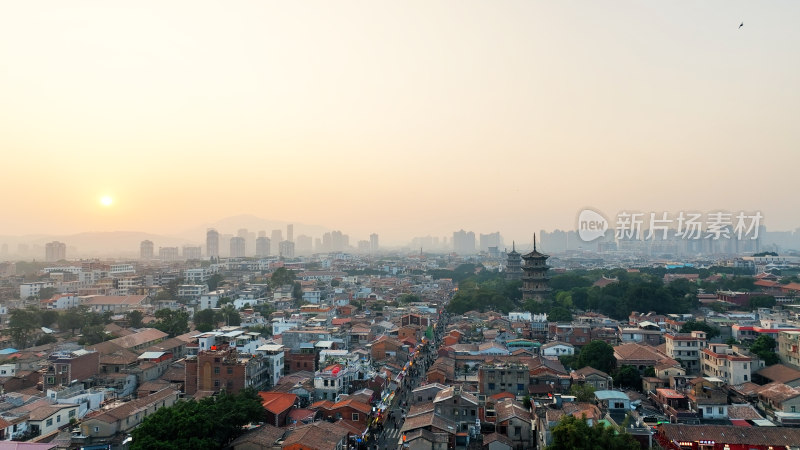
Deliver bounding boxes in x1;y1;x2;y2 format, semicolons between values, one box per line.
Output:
534;233;537;252
512;241;515;252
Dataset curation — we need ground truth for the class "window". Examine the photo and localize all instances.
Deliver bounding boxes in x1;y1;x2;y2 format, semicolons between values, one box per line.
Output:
57;415;61;423
793;406;797;413
518;384;524;392
94;427;99;433
69;410;75;418
214;380;220;387
515;426;521;436
352;413;359;421
227;367;233;374
744;375;748;381
418;396;422;402
706;407;712;414
488;383;496;391
718;407;724;414
46;419;53;427
214;367;220;374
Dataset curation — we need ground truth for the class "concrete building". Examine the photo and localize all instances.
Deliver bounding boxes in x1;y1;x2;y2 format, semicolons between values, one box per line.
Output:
185;345;269;395
45;241;66;262
701;343;754;385
279;240;295;259
140;240;154;260
256;236;271;258
182;246;202;260
206;229;220;258
370;233;379;253
230;237;246;258
158;246;179;261
665;331;707;374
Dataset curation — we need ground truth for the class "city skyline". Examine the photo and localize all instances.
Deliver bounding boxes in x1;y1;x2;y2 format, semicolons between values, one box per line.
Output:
2;2;799;245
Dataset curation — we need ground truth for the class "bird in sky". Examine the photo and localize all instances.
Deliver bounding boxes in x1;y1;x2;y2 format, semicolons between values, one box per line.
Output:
739;22;744;29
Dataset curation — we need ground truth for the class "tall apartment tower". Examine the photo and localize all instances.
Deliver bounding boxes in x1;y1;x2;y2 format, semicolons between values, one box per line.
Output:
270;230;283;255
140;240;154;260
279;240;295;258
370;233;379;253
505;241;522;281
452;230;476;254
256;236;271;257
230;237;246;258
45;241;66;262
521;235;551;302
287;224;294;243
206;229;220;259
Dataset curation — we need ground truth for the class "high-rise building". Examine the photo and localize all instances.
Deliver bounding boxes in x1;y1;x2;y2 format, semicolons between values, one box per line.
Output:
452;230;476;254
287;224;294;243
505;242;522;281
479;232;503;253
370;233;379;253
45;241;66;262
271;230;283;255
296;235;313;255
521;235;551;302
358;240;370;252
183;246;202;260
279;240;295;258
256;236;271;257
140;240;154;260
159;247;179;262
206;229;220;258
230;237;246;258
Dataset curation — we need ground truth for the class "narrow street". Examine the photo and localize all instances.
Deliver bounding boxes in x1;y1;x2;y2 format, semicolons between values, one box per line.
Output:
366;313;446;450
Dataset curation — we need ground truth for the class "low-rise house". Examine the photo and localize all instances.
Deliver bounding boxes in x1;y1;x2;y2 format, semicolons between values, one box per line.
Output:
281;421;350;450
258;392;297;427
27;403;79;439
494;398;532;450
540;342;574;358
665;331;707;374
432;386;478;433
686;377;728;419
79;388;179;446
570;367;612;391
701;343;755;385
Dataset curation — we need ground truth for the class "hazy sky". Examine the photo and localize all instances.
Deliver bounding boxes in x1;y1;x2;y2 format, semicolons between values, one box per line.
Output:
2;1;798;245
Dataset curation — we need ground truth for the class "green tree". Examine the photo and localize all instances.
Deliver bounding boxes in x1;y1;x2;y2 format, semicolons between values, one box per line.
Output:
292;282;303;301
206;274;224;291
270;267;295;288
194;308;216;332
39;310;59;328
58;308;84;335
614;365;642;390
130;389;265;450
748;295;776;310
6;307;40;348
644;366;656;377
35;334;57;346
548;306;573;322
398;294;421;304
680;321;720;339
127;310;144;328
218;305;241;327
79;325;111;345
153;309;190;337
569;384;596;402
750;335;780;366
576;340;616;375
548;415;640;450
37;287;57;300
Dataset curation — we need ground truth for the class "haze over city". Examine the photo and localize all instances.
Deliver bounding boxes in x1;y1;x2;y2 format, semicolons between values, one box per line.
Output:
2;1;799;246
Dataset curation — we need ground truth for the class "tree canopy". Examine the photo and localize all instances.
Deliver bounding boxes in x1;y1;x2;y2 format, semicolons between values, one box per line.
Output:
153;309;189;337
750;335;780;366
548;415;640;450
130;389;265;450
270;267;295;288
679;321;720;339
575;340;616;375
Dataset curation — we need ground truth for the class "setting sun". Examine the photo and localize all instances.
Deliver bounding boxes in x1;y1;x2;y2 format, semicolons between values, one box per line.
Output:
100;195;113;207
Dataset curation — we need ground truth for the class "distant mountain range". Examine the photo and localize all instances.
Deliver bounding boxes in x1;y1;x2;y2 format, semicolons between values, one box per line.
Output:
0;214;331;259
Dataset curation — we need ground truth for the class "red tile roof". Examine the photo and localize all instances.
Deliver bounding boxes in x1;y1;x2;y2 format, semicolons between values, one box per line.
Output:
258;392;297;415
